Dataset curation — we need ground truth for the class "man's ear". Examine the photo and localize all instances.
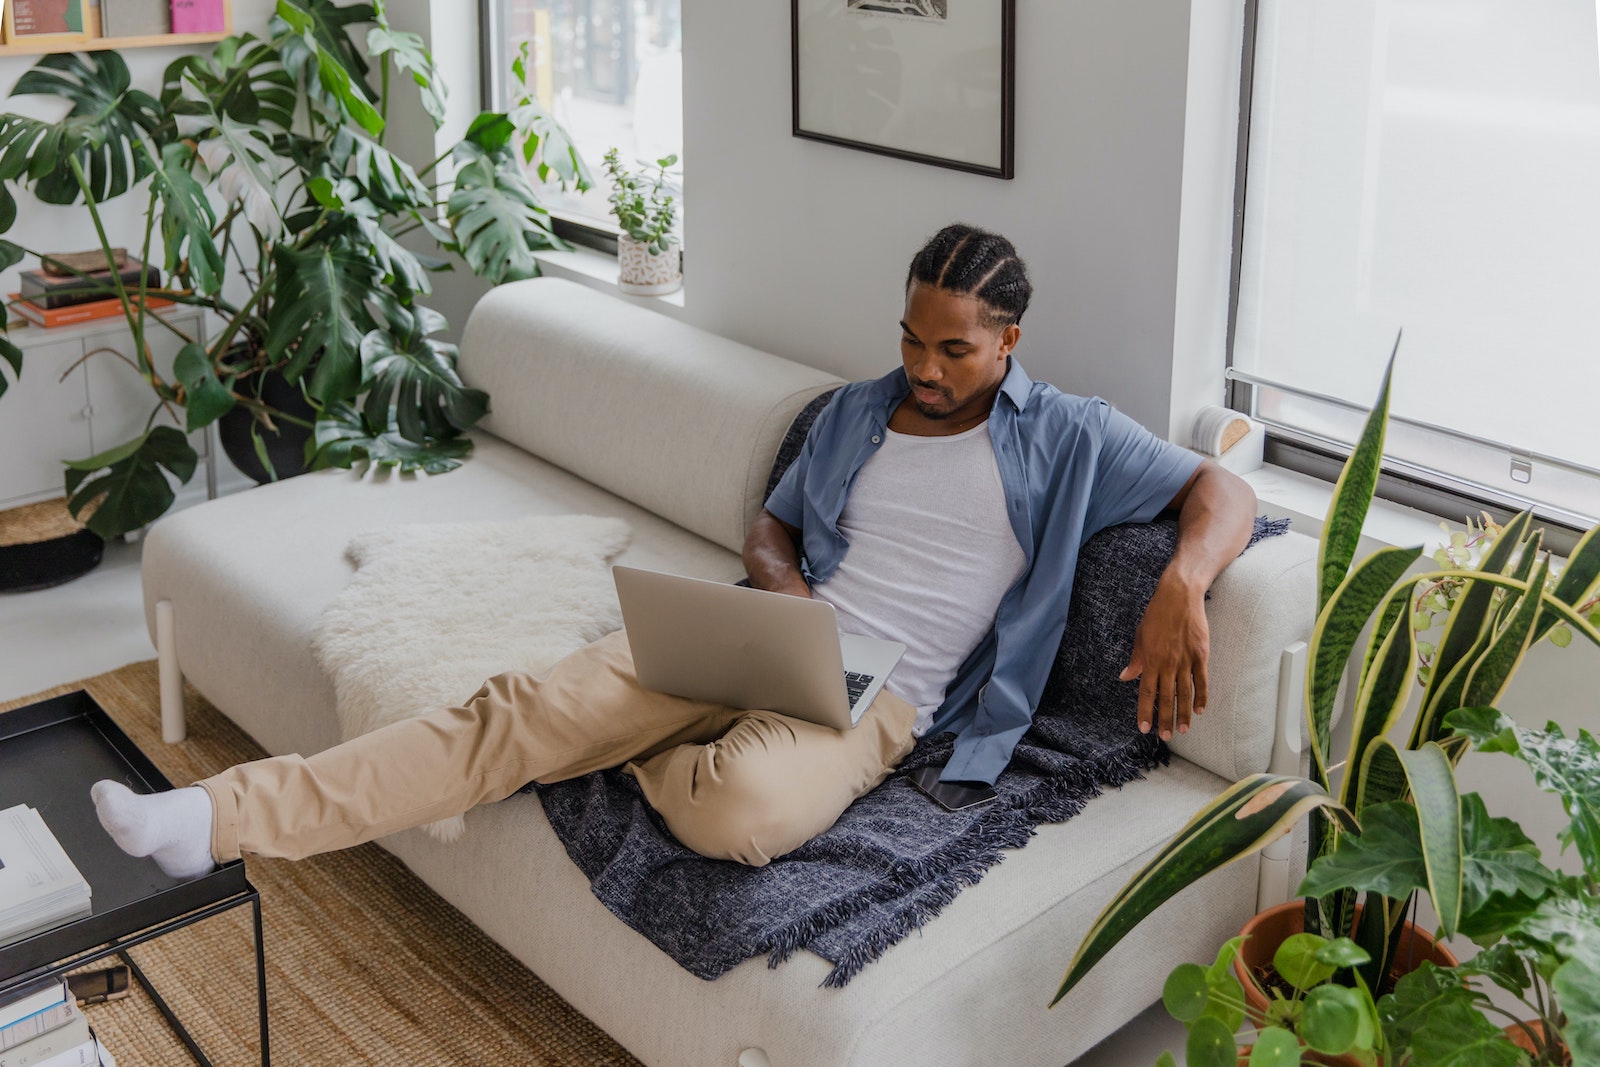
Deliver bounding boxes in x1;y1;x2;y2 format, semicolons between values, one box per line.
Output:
999;324;1021;358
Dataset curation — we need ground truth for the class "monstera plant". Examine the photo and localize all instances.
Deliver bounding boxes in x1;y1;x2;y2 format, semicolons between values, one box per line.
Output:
0;0;591;539
1054;349;1600;1045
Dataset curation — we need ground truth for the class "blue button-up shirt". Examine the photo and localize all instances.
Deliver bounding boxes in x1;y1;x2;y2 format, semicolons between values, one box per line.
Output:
764;359;1202;786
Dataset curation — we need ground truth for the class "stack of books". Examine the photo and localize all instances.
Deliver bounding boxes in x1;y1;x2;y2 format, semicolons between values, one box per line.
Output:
8;258;171;329
0;805;91;945
0;980;117;1067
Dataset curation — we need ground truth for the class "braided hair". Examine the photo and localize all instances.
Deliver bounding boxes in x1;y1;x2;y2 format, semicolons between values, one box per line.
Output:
905;223;1032;331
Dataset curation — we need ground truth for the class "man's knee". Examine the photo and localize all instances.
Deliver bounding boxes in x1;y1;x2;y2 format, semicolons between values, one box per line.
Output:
654;754;817;867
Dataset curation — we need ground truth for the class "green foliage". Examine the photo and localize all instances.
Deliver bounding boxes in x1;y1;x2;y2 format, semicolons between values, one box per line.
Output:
0;1;585;538
602;147;680;253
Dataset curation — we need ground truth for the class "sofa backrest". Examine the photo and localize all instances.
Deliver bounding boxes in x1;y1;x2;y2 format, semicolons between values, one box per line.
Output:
458;279;846;554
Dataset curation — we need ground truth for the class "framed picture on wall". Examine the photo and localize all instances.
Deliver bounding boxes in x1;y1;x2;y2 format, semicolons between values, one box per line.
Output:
791;0;1015;179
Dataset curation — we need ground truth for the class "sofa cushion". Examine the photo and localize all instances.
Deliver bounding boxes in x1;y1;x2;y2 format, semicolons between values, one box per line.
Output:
457;278;844;554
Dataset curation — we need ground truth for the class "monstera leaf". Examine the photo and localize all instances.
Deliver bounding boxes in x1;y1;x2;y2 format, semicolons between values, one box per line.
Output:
3;52;162;204
64;426;198;538
367;0;445;128
264;241;378;402
312;400;473;473
162;33;297;134
446;145;561;283
357;302;486;442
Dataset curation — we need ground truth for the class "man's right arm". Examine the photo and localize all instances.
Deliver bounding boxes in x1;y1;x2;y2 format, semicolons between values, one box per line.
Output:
742;510;812;598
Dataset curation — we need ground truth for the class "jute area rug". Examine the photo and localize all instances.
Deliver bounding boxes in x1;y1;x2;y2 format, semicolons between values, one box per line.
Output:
2;660;641;1067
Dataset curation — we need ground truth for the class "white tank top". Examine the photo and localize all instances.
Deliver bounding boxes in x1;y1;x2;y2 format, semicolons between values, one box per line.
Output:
813;423;1028;736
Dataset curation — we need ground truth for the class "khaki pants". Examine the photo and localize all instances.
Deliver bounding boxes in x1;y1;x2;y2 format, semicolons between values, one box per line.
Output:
199;630;918;867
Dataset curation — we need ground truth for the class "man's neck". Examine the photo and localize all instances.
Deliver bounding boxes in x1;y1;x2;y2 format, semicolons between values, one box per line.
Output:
888;391;998;437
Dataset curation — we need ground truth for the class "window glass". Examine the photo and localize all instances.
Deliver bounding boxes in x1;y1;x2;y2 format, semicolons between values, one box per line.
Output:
489;0;683;231
1232;0;1600;524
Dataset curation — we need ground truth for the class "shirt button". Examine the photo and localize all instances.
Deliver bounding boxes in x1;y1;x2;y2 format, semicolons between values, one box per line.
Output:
871;435;881;444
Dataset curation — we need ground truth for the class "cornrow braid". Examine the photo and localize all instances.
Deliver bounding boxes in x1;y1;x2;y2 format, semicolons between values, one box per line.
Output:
905;223;1033;330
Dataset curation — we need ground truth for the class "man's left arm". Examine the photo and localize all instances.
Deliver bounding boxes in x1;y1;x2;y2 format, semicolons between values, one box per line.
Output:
1119;460;1257;739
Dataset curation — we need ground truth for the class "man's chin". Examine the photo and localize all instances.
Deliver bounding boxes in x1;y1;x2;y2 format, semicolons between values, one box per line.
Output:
912;399;953;419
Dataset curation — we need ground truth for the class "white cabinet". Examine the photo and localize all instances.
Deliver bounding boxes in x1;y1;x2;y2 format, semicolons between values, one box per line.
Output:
0;310;208;509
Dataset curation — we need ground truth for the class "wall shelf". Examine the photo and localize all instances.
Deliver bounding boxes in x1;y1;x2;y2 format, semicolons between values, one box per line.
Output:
0;2;231;58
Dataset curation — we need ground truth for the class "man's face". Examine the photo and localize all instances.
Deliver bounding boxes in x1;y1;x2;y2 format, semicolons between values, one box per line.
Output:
899;282;1020;423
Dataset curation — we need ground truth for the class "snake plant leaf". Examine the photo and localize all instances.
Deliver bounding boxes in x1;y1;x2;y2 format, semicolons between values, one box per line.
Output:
1460;555;1549;711
357;305;487;444
1307;545;1422;783
1449;709;1600;879
1382;962;1523;1067
1350;740;1463;935
9;53;161;205
1317;341;1397;611
1536;523;1600;644
173;343;236;432
311;399;473;473
265;241;378;403
1339;586;1419;813
1552;954;1600;1066
1055;774;1354;1005
63;425;198;539
1421;510;1533;722
150;142;224;297
446;156;561;284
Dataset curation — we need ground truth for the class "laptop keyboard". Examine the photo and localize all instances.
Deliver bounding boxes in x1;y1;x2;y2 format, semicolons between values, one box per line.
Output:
844;670;875;708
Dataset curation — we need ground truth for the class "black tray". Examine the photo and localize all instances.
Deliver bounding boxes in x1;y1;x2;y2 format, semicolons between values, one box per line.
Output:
0;690;248;983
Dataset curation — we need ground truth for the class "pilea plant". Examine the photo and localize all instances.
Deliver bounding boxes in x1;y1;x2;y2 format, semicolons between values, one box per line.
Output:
602;147;678;255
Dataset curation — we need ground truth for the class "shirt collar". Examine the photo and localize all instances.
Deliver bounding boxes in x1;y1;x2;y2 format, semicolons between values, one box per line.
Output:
867;358;1034;416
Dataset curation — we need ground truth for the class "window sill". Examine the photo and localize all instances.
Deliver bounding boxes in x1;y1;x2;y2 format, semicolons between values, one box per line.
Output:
1245;464;1462;556
531;246;686;314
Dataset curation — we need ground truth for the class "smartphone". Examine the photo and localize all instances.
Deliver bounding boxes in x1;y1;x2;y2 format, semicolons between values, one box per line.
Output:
910;765;998;812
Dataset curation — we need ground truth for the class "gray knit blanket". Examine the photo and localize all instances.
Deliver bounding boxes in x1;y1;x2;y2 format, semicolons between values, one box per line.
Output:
532;511;1288;986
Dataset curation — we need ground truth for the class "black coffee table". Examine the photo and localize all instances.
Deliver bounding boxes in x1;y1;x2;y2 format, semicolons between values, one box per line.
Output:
0;690;269;1066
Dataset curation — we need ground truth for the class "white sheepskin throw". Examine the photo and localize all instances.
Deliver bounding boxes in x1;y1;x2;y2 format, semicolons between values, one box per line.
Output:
311;514;632;842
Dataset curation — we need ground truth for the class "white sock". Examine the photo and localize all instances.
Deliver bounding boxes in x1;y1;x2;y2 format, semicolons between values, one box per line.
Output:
91;781;217;880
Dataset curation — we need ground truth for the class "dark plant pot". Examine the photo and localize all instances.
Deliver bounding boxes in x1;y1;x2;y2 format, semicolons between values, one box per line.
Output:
0;499;104;592
218;368;318;485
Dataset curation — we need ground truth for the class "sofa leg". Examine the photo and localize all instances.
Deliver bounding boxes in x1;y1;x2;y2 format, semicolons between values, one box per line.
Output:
1257;641;1308;912
156;599;186;744
737;1050;771;1067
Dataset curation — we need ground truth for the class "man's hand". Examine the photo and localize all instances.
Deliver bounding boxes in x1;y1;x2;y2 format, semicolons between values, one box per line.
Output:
742;509;813;598
1121;460;1256;739
1121;574;1209;738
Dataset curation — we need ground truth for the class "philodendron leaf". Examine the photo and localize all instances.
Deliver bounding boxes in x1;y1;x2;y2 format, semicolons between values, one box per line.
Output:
1507;877;1600;969
173;343;235;432
1351;740;1465;936
1462;942;1531;997
1318;343;1398;610
1300;801;1428;901
1056;774;1355;1005
1448;707;1600;879
1553;953;1600;1065
1456;791;1557;941
1381;962;1522;1067
63;426;197;539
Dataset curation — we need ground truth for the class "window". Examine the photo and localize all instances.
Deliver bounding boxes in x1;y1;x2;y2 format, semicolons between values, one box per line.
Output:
1229;0;1600;534
481;0;683;235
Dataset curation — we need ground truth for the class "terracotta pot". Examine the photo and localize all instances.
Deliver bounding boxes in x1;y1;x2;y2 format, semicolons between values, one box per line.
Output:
617;233;682;296
1506;1020;1570;1064
1233;901;1458;1018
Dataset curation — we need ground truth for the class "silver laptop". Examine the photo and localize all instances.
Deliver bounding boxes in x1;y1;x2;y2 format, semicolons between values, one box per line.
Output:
612;566;907;730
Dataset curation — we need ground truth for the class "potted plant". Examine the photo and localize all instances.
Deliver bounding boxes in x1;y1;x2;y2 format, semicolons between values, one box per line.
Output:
602;147;681;296
1053;350;1600;1040
0;0;588;540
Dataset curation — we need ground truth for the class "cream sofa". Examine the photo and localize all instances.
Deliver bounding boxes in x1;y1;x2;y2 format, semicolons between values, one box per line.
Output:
141;277;1317;1066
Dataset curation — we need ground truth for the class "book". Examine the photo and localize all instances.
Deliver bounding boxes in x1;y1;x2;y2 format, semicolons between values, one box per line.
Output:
3;0;88;39
0;1004;74;1055
0;1003;86;1066
169;0;223;33
0;806;91;950
9;293;177;329
0;982;66;1033
22;1025;100;1067
17;260;161;311
98;0;168;36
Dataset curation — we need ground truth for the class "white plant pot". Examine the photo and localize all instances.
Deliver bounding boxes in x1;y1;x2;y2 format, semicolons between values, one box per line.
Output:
617;234;683;296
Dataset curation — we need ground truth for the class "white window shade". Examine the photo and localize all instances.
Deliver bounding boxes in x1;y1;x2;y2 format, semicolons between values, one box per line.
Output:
1233;0;1600;526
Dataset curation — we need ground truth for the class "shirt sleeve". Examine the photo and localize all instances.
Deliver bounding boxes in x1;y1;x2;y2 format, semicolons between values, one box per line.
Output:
1083;402;1203;536
763;399;835;528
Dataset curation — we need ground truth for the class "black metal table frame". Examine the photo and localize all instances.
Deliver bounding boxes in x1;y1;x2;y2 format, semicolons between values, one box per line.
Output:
1;886;270;1067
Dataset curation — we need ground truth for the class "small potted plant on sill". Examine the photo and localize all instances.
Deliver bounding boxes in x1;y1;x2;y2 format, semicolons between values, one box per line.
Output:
602;147;682;297
1052;345;1600;1050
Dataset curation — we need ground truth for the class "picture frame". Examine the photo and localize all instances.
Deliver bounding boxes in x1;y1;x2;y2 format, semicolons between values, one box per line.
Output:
791;0;1016;180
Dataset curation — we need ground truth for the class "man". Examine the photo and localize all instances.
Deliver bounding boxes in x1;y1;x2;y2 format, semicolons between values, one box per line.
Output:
92;224;1256;879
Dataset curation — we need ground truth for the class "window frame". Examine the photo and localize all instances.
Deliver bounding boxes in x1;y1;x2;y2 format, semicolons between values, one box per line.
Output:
1222;0;1591;555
